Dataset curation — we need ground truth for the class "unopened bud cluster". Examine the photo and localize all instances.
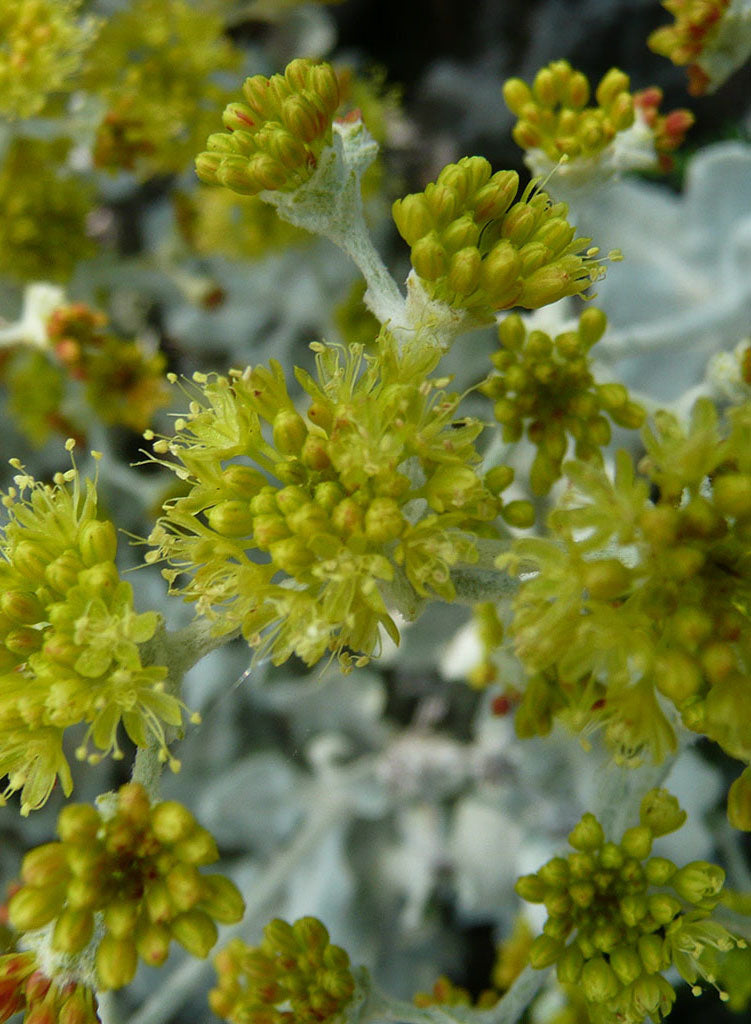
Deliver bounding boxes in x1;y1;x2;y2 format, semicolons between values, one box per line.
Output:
517;790;745;1023
7;783;244;991
392;156;606;323
196;58;341;196
0;949;100;1024
648;0;730;95
504;399;751;769
147;336;532;668
502;62;635;163
481;308;644;494
210;917;354;1024
0;458;177;813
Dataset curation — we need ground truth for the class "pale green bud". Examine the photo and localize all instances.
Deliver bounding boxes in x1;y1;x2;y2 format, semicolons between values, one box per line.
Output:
529;933;564;968
207;500;254;538
728;767;751;831
609;946;642;986
645;857;677;886
639;789;687;837
621;825;652;860
556;942;584;984
199;874;245;924
581;956;619;1003
412;235;447;281
672;862;725;905
568;812;605;851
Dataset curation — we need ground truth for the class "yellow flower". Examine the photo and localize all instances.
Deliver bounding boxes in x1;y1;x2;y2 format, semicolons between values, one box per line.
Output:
0;449;179;813
147;335;524;668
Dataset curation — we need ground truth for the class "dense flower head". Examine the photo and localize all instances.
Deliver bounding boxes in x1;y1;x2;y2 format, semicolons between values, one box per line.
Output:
83;0;240;177
503;62;635;162
648;0;731;94
0;0;97;119
7;782;244;990
392;157;609;324
195;58;341;196
503;61;694;179
210;917;355;1024
0;949;100;1024
0;449;180;813
516;790;746;1023
0;138;94;283
481;308;645;494
502;399;751;768
146;335;529;668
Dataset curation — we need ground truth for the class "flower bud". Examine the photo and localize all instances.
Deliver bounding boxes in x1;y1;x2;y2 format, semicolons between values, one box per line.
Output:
639;789;687;837
79;520;118;567
95;934;138;990
172;826;219;866
728;767;751;831
171;909;218;958
52;907;94;954
568;813;605;851
645;857;677;886
529;934;564;968
150;800;198;845
9;884;65;933
199;874;245;924
448;247;482;296
515;874;545;902
57;804;101;844
596;68;630;108
21;843;68;888
411;235;447;281
637;933;666;974
556;942;583;983
581;956;619;1003
392;194;433;247
207;501;254;538
136;921;172;967
610;945;642;986
672;862;725;905
620;826;652;860
479;242;522;302
502;78;533;116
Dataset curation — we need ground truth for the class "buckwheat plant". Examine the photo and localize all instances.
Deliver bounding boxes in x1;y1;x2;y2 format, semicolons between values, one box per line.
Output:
1;4;751;1024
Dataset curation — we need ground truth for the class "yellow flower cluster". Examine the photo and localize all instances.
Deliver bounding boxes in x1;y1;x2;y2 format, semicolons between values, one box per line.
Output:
502;62;634;162
504;399;751;771
517;790;746;1023
83;0;240;177
0;453;180;813
0;0;97;119
210;917;354;1024
392;157;606;324
0;949;100;1024
8;782;244;990
502;60;694;174
147;336;531;668
481;309;644;494
196;58;341;196
0;138;94;283
648;0;731;94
